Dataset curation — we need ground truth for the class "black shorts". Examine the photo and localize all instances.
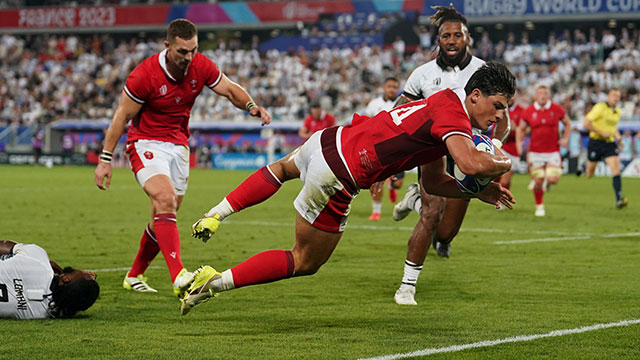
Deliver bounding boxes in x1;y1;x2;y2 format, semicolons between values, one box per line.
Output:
587;139;618;162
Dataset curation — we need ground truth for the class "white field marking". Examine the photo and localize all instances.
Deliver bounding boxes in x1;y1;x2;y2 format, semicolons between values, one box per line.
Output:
88;266;162;273
494;232;640;245
357;318;640;360
222;220;591;237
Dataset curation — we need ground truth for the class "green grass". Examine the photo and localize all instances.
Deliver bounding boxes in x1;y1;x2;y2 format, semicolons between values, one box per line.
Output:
0;165;639;359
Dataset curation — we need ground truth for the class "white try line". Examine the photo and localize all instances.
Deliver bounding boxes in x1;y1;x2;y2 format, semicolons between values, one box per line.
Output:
87;266;162;273
222;220;591;237
494;232;640;245
357;318;640;360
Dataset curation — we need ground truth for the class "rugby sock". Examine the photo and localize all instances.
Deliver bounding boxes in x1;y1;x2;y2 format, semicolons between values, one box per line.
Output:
612;175;622;201
153;213;184;282
399;259;423;290
211;269;235;292
533;188;544;205
128;224;160;277
412;197;422;215
230;250;294;288
205;198;235;220
372;200;382;214
226;166;282;212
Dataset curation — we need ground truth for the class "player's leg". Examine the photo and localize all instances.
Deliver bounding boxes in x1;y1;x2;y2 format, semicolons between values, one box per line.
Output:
389;172;404;203
432;198;470;258
528;152;546;216
545;152;563;188
604;155;627;208
369;183;383;221
585;139;599;179
395;161;446;305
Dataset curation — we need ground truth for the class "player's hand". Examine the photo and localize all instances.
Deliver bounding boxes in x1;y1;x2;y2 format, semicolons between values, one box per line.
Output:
192;214;221;243
476;182;515;210
558;137;569;148
249;105;272;126
94;162;112;190
369;181;384;195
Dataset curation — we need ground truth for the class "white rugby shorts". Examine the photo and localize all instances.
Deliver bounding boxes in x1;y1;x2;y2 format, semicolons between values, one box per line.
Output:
527;151;562;170
293;130;357;232
126;140;190;195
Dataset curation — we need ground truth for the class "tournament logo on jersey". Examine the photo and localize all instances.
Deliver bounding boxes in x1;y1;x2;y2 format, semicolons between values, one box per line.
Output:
144;151;154;160
190;79;198;93
433;78;441;85
159;84;167;96
175;96;181;104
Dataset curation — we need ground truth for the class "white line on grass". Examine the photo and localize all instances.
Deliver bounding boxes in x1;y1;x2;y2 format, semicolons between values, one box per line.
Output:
88;266;162;272
494;232;640;245
357;318;640;360
222;220;591;237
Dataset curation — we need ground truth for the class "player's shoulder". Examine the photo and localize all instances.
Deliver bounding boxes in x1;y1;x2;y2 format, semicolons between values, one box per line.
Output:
134;52;160;73
550;102;566;113
409;59;439;77
193;52;217;67
12;243;50;262
469;56;486;69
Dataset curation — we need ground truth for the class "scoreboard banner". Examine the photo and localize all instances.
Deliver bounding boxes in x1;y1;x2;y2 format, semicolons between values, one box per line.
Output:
0;0;638;31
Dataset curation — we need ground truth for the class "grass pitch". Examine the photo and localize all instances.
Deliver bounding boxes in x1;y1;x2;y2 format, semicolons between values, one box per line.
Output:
1;165;639;359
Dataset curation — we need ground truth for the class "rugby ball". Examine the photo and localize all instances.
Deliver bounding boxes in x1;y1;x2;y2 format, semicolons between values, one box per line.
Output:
453;134;495;195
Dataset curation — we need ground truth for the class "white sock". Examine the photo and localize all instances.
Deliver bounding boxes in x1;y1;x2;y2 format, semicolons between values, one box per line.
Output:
206;198;235;220
211;269;235;292
372;201;382;214
412;197;422;215
400;259;423;289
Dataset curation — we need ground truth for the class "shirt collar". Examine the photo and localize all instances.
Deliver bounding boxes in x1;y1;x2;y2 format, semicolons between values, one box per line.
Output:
436;52;472;71
533;101;551;110
159;49;189;82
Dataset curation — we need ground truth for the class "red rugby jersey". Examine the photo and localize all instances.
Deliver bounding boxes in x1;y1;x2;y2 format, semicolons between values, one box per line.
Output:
340;88;473;189
521;101;566;153
124;50;221;146
303;111;336;134
501;103;524;156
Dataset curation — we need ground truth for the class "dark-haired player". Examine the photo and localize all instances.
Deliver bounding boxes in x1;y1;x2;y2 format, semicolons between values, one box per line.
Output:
391;5;511;305
181;62;516;315
94;19;271;296
0;241;99;319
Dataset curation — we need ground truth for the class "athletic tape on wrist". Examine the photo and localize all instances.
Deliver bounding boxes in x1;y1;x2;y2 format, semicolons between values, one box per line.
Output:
246;101;256;111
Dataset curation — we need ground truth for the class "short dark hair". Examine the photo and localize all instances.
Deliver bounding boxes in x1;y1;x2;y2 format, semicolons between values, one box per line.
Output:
49;267;100;318
310;100;321;108
167;19;197;43
464;62;516;100
430;5;468;31
384;77;399;83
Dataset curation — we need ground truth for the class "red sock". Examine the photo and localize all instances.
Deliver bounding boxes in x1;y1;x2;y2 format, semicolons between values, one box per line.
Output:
154;213;184;282
128;224;160;277
231;250;294;288
227;166;281;211
533;188;544;205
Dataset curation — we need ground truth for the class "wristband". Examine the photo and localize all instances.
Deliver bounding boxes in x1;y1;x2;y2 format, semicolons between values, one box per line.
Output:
245;101;256;111
491;138;503;149
99;150;113;164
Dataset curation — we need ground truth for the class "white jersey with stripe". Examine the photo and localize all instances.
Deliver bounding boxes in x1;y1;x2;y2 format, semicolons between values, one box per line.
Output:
403;55;485;101
0;244;54;319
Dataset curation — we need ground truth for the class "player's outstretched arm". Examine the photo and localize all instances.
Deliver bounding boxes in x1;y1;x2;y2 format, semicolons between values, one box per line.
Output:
94;92;142;190
515;121;528;156
0;240;17;255
446;135;511;178
477;182;515;209
212;74;271;126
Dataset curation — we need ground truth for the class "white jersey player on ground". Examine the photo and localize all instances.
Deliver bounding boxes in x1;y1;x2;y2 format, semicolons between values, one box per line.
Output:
0;241;99;319
391;5;511;306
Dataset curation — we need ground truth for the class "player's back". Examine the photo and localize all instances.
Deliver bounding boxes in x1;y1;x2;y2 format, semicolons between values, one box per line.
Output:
341;89;471;189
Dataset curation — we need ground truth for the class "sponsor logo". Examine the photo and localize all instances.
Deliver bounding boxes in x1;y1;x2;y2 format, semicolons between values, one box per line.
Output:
175;96;181;103
159;84;167;95
170;252;176;259
144;151;154;160
14;279;27;311
433;77;441;85
190;79;197;92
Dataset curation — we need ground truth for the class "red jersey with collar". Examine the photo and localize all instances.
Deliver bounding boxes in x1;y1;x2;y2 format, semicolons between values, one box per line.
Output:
340;88;472;189
521;102;565;153
303;112;336;134
124;50;222;146
501;103;524;156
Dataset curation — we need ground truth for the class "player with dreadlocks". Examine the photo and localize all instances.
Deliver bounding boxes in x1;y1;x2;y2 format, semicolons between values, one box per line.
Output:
0;240;99;319
391;5;512;305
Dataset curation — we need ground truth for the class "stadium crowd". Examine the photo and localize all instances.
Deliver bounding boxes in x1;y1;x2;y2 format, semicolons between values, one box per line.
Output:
1;25;639;129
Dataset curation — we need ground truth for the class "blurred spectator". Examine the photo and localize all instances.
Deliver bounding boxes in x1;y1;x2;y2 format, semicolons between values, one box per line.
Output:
61;130;74;165
31;125;44;165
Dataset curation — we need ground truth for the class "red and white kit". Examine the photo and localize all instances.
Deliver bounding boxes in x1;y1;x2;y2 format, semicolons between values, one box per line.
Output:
521;101;566;169
124;49;221;191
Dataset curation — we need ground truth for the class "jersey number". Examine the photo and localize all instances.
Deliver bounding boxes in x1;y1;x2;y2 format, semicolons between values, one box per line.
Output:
0;284;7;302
389;103;426;125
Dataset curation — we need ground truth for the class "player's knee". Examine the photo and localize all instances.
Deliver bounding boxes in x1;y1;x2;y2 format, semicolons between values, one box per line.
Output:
153;193;178;212
294;260;322;276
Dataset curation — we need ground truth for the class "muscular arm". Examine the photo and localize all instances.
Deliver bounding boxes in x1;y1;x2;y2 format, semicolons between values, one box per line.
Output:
94;92;142;190
446;135;511;178
298;125;312;140
559;116;572;148
392;95;414;109
515;121;529;156
212;74;271;125
0;240;17;255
